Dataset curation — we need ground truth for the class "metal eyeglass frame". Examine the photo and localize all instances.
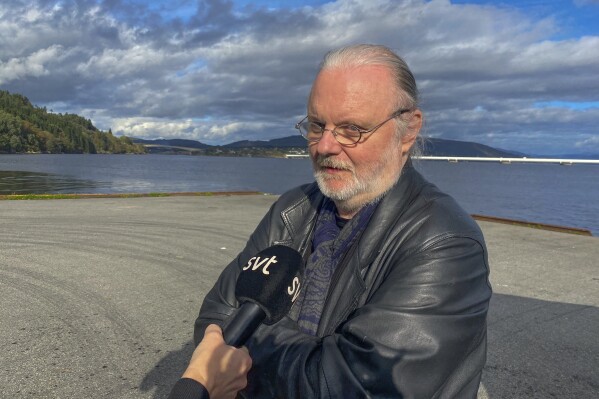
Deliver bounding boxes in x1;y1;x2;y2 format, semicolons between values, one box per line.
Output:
295;108;412;145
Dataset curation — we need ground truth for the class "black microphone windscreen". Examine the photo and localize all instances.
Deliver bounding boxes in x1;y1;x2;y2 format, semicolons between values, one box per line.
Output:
235;245;303;325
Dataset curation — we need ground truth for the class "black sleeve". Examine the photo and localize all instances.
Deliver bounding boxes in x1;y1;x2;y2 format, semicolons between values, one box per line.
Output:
167;378;210;399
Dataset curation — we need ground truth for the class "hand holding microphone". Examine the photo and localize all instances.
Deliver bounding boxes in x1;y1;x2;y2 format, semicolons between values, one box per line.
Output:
180;324;252;399
169;245;304;399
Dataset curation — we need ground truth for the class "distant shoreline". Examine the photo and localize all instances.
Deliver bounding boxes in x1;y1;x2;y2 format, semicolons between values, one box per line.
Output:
0;151;295;159
2;152;598;163
0;191;264;201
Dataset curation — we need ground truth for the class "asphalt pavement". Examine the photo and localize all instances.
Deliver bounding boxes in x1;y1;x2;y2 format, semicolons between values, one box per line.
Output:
1;195;597;398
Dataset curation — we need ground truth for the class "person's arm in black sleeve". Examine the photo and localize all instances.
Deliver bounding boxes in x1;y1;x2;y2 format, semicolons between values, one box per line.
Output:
168;378;210;399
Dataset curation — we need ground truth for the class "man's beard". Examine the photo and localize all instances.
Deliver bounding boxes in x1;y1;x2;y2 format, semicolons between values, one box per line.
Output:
313;156;363;201
312;143;403;210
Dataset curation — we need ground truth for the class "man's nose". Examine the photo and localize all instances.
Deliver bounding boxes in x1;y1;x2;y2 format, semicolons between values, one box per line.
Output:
315;128;342;156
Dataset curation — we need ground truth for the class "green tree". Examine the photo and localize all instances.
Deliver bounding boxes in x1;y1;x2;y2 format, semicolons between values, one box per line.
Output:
0;90;145;154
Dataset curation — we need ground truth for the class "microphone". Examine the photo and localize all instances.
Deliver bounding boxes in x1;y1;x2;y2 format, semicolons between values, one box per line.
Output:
222;245;304;347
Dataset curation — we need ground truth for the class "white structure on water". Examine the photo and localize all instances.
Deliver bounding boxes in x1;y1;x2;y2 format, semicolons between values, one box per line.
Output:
412;156;599;165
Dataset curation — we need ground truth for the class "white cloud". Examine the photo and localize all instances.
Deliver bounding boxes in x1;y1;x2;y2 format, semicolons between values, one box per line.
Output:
511;37;599;73
575;135;599;150
0;0;598;154
0;45;65;83
77;45;167;78
206;121;275;140
111;118;198;138
109;116;281;144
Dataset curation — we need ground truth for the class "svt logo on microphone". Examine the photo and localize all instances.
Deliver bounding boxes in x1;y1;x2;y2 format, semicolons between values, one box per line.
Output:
243;255;278;275
288;276;301;302
242;254;302;303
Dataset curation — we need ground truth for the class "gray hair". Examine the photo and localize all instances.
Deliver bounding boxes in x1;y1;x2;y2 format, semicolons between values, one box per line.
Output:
319;44;419;111
317;44;422;154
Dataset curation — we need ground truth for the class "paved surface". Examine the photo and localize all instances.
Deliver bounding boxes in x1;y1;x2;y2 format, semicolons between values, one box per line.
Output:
1;195;597;398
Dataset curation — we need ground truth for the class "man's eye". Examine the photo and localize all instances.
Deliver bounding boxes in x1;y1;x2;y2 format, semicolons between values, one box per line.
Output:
308;122;324;132
339;125;363;135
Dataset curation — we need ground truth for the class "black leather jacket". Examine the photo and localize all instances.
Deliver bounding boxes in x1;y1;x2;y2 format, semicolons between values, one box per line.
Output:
194;164;492;398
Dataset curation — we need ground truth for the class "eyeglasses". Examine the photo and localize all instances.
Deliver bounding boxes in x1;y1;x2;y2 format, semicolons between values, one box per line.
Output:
295;108;412;145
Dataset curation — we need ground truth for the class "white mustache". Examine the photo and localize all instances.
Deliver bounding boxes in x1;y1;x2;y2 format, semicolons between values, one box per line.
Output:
315;156;353;172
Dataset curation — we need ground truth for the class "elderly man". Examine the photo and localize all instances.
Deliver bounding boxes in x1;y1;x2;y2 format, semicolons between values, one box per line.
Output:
188;44;491;399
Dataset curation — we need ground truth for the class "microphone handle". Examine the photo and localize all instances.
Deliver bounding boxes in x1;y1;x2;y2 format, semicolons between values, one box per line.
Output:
223;302;266;347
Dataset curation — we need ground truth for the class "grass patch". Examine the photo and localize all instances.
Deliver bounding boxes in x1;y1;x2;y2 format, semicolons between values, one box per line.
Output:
0;191;263;201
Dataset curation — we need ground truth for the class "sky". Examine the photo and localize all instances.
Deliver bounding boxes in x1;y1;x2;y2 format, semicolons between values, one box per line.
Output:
1;0;598;155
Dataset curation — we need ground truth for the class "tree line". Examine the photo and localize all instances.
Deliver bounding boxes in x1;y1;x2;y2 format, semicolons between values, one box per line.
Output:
0;90;145;154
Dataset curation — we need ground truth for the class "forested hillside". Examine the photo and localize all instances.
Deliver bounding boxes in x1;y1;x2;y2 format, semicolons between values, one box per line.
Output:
0;91;144;154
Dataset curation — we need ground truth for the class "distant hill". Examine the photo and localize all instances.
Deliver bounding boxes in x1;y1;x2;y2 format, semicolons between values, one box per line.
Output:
0;90;144;154
222;139;271;148
228;136;521;156
135;135;524;157
421;137;520;157
133;138;211;149
224;135;305;148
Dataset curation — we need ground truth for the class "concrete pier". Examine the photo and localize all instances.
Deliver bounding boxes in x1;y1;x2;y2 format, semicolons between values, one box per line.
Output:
1;195;597;398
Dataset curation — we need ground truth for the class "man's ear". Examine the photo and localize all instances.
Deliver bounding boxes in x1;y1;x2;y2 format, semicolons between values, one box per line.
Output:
401;109;423;154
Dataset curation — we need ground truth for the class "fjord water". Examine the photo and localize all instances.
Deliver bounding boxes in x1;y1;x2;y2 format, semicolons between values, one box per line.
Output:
1;154;597;235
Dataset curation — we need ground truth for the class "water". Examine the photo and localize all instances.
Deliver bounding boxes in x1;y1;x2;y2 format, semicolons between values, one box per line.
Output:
1;154;597;235
0;154;315;194
415;161;598;235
